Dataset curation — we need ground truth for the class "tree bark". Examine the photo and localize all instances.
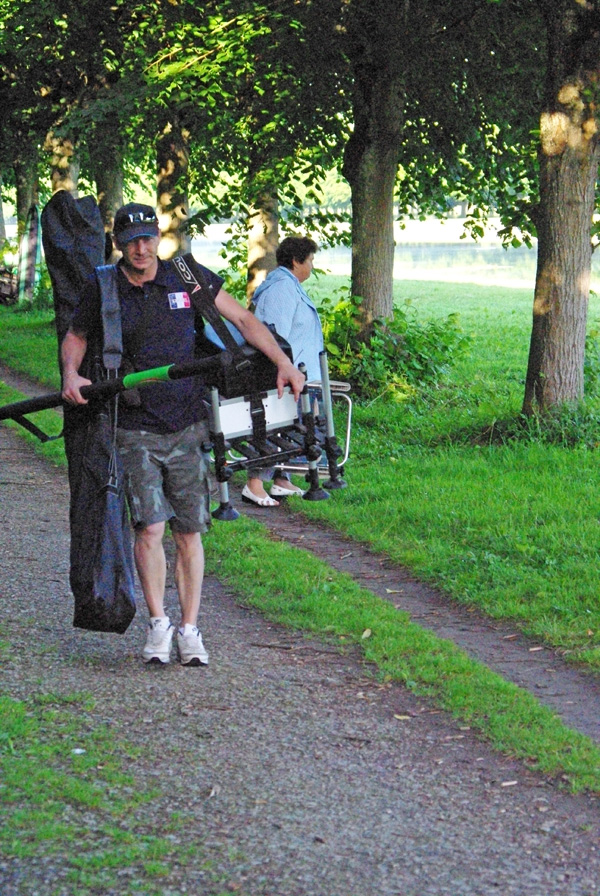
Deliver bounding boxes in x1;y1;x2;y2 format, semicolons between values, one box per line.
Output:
0;177;5;243
88;120;125;263
342;0;406;324
13;147;39;238
523;0;600;414
343;123;400;323
156;117;191;259
247;190;279;303
94;161;124;264
91;139;124;232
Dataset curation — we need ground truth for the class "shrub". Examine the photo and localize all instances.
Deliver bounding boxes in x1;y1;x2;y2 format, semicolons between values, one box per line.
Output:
319;290;471;401
4;253;55;314
584;326;600;395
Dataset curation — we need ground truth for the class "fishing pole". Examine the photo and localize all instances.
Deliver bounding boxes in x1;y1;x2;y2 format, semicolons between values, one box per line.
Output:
0;353;231;438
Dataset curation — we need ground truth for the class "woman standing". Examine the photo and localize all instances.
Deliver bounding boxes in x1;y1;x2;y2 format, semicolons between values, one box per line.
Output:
243;235;323;507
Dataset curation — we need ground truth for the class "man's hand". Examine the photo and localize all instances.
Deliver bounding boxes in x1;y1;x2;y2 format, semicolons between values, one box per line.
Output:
276;359;305;401
62;369;92;405
216;289;307;400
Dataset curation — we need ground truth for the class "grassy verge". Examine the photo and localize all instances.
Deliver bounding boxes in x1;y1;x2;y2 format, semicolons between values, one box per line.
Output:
305;278;600;667
0;307;61;388
294;438;600;663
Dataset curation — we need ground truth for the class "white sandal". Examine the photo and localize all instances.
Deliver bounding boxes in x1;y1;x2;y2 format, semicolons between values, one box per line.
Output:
270;483;305;497
241;485;279;507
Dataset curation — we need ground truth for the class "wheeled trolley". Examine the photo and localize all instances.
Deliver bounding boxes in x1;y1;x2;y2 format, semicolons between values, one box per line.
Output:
207;351;351;520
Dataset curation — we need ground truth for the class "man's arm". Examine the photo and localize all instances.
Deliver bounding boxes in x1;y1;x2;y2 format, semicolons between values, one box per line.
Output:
215;289;305;400
61;330;92;404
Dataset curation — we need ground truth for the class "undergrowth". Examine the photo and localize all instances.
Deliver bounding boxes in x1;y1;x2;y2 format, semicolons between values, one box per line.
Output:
319;289;471;401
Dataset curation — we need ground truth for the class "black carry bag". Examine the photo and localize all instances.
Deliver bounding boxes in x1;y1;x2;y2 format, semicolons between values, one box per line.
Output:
41;191;107;500
69;398;136;633
41;197;136;634
41;190;107;347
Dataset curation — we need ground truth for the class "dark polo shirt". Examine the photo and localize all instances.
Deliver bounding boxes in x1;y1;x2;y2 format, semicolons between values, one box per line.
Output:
70;258;224;434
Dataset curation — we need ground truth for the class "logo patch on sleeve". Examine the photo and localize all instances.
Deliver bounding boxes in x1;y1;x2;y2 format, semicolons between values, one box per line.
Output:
168;291;191;309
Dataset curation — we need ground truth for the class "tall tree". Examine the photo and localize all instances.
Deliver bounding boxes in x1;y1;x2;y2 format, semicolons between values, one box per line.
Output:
341;0;405;323
523;0;600;412
145;0;349;295
339;0;540;324
156;114;191;257
0;0;60;229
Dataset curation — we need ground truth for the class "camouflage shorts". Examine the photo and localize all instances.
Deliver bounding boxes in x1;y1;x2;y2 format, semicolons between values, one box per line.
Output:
116;421;212;533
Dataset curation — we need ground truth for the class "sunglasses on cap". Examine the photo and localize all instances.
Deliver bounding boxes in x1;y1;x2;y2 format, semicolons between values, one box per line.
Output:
115;211;158;228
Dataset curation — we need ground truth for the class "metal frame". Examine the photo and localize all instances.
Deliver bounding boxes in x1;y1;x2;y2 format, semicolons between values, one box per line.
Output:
207;351;352;520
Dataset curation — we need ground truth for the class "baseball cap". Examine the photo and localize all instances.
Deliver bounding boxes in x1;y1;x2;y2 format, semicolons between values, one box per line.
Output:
113;203;160;243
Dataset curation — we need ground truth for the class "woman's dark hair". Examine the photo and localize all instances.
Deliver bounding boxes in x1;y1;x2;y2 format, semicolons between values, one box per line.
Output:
276;236;318;269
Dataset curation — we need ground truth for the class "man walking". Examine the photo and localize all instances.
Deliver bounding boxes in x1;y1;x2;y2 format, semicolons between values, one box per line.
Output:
61;203;305;666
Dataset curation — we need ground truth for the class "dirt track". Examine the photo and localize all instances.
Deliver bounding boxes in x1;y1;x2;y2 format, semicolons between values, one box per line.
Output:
1;364;600;895
236;482;600;745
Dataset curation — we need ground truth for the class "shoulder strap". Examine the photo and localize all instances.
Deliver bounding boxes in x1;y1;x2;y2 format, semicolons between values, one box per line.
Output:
171;254;250;372
95;264;123;372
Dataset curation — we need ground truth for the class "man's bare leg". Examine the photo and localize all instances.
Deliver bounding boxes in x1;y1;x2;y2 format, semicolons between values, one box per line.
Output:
134;521;167;616
172;530;204;626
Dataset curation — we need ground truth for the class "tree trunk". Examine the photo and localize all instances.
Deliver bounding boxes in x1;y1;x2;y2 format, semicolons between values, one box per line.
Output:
13;152;39;239
343;131;399;323
247;190;279;303
95;164;124;233
523;0;600;414
89;129;124;264
91;140;124;233
0;176;6;243
156;117;191;259
342;0;406;325
94;162;124;264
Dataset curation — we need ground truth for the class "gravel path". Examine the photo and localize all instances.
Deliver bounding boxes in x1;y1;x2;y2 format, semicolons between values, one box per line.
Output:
1;407;600;894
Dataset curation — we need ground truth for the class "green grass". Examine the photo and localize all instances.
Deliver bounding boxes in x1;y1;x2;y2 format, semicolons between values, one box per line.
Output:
306;277;600;666
0;691;204;894
4;288;600;793
295;439;600;657
0;306;61;388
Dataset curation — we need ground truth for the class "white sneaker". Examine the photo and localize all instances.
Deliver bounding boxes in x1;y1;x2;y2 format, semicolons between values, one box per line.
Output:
177;626;209;666
142;617;174;664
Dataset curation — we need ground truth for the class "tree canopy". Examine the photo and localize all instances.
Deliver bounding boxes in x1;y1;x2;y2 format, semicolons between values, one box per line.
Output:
1;0;599;411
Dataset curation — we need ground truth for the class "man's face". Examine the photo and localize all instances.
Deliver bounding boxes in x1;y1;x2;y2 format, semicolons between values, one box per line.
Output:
118;235;160;277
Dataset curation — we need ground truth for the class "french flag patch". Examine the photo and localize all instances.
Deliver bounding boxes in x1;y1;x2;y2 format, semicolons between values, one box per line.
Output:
168;291;191;309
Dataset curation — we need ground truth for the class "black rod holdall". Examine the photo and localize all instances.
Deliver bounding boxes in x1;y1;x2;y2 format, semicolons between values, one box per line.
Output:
69;263;136;634
41;190;107;498
69;397;136;633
